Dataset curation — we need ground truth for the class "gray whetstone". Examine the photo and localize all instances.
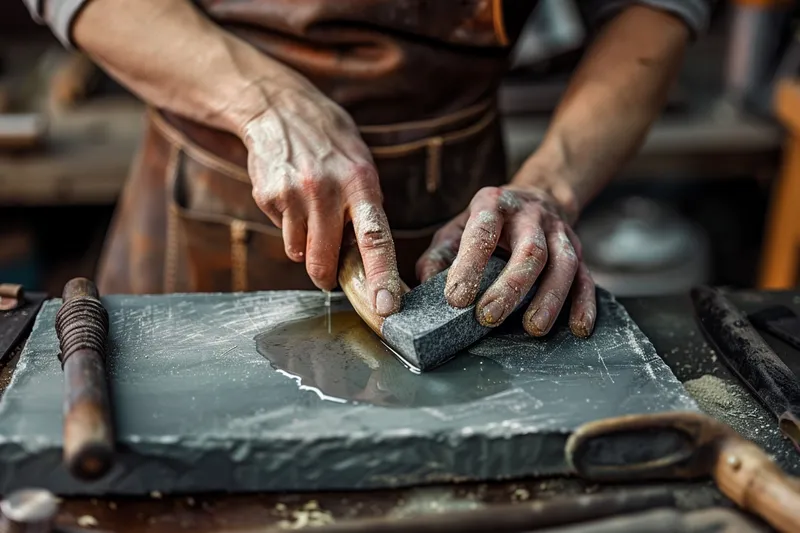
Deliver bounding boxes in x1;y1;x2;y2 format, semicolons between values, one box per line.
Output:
384;256;531;370
0;290;698;495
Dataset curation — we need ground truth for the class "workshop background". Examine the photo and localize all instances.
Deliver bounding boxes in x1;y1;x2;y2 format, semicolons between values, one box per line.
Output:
0;0;798;297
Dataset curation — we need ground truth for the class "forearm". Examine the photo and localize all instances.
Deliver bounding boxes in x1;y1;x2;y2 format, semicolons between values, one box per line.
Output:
72;0;311;135
513;5;690;220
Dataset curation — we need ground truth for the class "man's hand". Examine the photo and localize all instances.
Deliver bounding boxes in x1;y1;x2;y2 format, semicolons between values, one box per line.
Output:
243;84;402;315
417;186;595;338
71;0;403;315
416;4;693;337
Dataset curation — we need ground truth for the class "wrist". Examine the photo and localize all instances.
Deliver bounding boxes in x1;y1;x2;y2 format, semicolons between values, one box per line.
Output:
510;150;581;224
203;34;314;138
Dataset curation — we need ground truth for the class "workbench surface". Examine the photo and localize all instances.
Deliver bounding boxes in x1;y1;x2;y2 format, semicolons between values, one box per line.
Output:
2;290;798;532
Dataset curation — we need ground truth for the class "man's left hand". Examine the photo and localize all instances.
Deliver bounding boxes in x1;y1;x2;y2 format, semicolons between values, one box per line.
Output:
416;185;596;338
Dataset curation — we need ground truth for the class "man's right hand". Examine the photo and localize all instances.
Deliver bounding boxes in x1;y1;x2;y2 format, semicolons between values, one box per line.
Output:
242;83;402;316
71;0;402;316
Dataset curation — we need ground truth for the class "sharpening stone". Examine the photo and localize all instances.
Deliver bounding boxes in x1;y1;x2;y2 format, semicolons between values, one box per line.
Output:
0;289;698;495
383;256;534;370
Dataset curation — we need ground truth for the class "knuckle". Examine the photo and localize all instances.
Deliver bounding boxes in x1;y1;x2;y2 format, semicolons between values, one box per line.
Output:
552;233;578;268
539;290;564;310
500;275;526;299
550;219;566;234
299;170;325;197
344;163;379;194
473;186;502;205
568;232;584;257
557;251;579;274
360;228;393;251
252;187;285;217
351;162;379;183
497;189;523;215
251;185;273;209
518;235;548;263
306;261;334;282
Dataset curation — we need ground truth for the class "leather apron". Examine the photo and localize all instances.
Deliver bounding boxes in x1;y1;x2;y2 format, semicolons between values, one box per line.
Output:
96;0;538;294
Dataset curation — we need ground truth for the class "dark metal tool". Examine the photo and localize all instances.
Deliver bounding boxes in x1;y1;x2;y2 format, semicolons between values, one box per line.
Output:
255;489;675;533
54;277;114;480
749;305;800;351
690;286;800;450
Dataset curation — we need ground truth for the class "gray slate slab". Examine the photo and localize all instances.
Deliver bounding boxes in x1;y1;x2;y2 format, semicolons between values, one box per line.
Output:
0;289;697;495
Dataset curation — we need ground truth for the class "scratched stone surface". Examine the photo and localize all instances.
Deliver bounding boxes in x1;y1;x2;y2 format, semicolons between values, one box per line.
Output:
0;289;697;495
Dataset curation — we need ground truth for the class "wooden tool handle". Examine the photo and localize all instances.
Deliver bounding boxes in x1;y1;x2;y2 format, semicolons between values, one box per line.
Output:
713;436;800;533
337;232;409;338
0;284;23;299
568;412;800;533
55;278;114;480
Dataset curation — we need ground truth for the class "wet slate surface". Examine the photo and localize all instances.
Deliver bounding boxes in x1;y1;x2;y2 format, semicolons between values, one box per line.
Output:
0;289;696;495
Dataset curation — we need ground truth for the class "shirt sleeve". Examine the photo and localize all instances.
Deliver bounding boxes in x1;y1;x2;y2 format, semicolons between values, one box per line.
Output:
21;0;91;48
580;0;716;39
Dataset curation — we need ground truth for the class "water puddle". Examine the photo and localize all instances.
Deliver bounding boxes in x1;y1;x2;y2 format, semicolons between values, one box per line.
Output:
255;301;510;407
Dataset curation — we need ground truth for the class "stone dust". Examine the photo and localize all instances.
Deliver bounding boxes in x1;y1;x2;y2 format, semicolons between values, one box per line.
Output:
277;500;335;530
684;374;770;441
77;515;99;528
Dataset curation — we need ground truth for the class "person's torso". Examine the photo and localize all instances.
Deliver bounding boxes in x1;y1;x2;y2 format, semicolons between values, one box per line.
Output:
195;0;538;125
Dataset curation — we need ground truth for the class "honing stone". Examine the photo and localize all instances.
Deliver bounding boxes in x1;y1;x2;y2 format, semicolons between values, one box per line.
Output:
384;256;533;370
0;290;698;495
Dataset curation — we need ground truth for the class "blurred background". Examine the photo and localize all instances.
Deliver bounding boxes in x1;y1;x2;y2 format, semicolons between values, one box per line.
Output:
0;0;798;297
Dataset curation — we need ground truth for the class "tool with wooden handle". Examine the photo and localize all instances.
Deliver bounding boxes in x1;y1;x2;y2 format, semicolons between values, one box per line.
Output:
338;232;535;370
54;277;114;480
567;411;800;533
337;235;410;336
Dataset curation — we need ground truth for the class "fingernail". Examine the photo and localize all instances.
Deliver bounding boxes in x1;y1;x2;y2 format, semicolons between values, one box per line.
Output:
575;310;595;337
530;308;551;334
376;289;395;315
444;281;461;304
479;300;505;326
445;280;475;308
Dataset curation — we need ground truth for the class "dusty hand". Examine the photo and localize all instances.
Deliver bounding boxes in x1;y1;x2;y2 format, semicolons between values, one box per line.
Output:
416;186;596;337
243;84;402;316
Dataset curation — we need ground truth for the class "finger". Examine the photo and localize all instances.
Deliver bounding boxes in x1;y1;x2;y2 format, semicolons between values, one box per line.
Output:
445;191;504;308
350;198;402;317
564;224;583;259
415;214;467;283
282;211;307;263
523;224;579;336
568;262;597;338
305;202;344;291
476;211;547;327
